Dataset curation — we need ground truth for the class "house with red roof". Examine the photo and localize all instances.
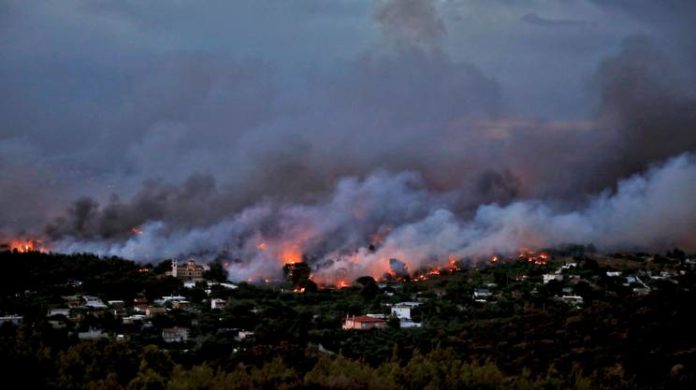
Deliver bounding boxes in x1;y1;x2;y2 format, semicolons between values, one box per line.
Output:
342;315;387;330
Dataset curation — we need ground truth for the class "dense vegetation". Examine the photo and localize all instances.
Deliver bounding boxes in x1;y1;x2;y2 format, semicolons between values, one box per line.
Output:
1;249;695;389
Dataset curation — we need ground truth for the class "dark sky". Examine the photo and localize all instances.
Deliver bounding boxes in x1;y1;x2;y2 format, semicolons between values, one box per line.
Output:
1;1;695;279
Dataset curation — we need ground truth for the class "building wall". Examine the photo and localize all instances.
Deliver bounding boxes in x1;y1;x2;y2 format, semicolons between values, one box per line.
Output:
343;316;386;330
174;260;205;280
391;306;411;319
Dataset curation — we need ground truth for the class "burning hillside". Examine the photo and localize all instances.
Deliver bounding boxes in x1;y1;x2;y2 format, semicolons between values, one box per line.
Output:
0;0;695;293
1;239;47;254
517;249;550;266
2;153;695;285
241;245;554;289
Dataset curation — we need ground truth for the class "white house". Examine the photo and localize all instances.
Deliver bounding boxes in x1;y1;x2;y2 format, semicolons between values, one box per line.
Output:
47;308;71;317
473;289;492;301
154;295;188;307
78;328;107;340
183;280;198;289
0;315;23;326
543;274;563;284
391;302;420;320
83;296;107;309
560;263;578;271
211;298;227;310
235;330;255;341
122;314;146;325
156;295;187;304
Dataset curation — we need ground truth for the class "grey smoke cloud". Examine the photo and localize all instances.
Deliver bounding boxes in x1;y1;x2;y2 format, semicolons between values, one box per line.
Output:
592;35;696;186
1;0;695;279
54;153;696;282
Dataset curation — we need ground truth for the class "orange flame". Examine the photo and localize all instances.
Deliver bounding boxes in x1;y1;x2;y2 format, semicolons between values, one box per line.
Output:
518;248;550;265
280;244;302;264
411;256;461;282
8;239;46;253
336;279;351;289
447;256;460;271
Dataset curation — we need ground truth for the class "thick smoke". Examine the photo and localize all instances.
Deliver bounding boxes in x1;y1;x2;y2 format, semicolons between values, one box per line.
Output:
53;171;442;279
45;174;236;240
54;154;696;282
592;36;696;188
2;1;695;281
364;153;696;266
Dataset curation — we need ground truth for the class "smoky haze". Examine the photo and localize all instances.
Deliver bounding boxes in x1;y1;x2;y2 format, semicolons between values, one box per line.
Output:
1;0;695;281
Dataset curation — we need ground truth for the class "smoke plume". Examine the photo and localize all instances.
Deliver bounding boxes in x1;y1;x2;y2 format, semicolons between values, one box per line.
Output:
1;1;695;282
53;154;696;282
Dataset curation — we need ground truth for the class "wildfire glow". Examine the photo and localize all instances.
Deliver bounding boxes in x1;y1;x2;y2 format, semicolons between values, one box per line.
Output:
280;244;302;264
8;239;46;253
336;279;351;289
130;226;143;236
518;248;550;265
234;240;554;287
413;256;461;282
447;256;460;270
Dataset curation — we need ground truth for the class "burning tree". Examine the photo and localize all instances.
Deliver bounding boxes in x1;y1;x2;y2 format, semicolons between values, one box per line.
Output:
283;262;313;290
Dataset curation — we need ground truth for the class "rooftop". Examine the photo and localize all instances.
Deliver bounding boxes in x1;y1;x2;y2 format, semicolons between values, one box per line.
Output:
350;315;386;323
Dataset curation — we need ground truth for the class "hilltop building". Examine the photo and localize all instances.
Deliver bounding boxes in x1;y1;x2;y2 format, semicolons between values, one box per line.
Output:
171;259;208;281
